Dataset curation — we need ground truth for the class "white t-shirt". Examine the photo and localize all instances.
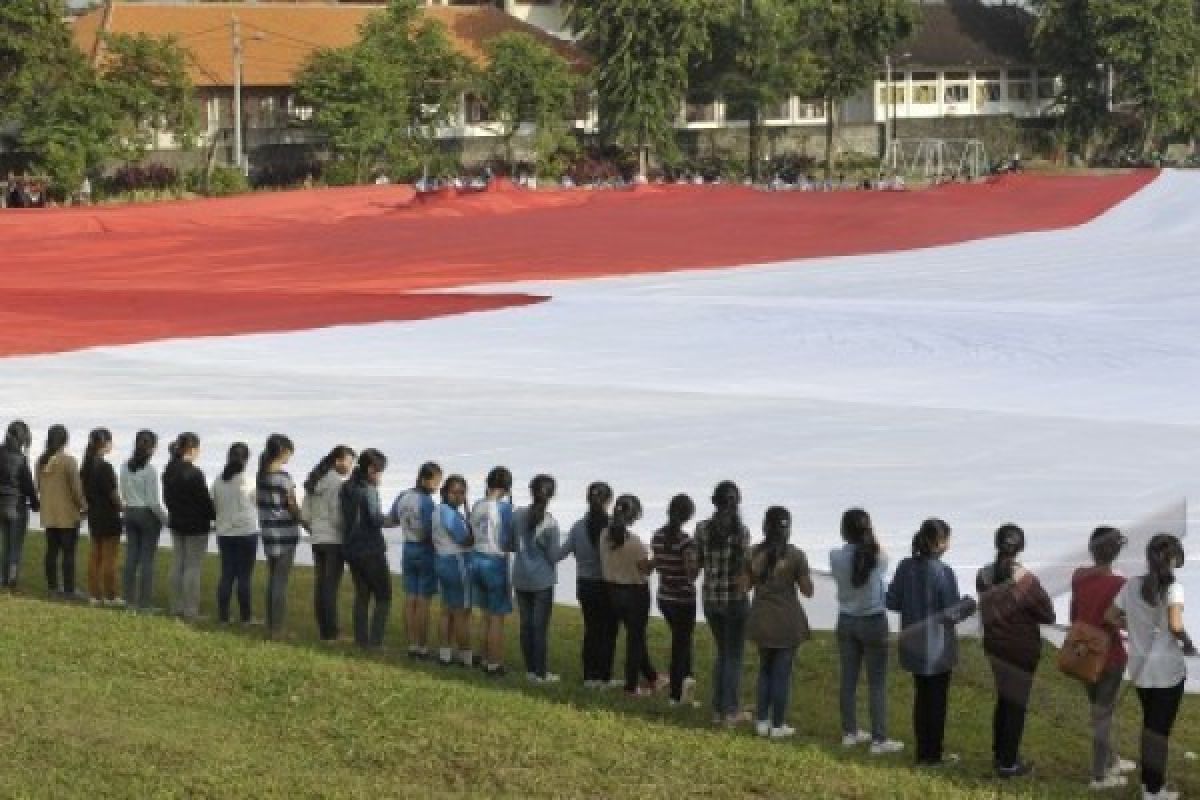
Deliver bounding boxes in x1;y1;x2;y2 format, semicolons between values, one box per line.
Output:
1115;578;1187;689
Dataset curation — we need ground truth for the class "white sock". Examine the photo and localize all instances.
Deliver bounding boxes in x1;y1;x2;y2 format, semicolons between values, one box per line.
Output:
439;647;453;662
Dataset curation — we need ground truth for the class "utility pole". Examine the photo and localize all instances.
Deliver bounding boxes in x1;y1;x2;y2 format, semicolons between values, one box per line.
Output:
884;53;893;168
231;14;245;174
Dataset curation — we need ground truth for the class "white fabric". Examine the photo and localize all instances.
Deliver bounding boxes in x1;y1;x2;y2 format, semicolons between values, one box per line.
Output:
211;472;258;537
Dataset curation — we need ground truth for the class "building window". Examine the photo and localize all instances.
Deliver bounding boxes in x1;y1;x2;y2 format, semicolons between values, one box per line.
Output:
1037;75;1058;100
975;70;1002;109
877;85;906;105
464;93;492;125
796;100;823;119
911;71;937;105
944;84;969;104
685;93;717;124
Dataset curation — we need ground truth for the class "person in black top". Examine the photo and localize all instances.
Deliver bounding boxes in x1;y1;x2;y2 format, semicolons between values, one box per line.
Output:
81;429;124;606
162;433;215;621
340;449;390;648
0;420;39;588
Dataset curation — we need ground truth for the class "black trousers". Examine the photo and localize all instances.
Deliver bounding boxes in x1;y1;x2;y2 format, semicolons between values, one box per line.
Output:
988;655;1036;769
913;671;952;763
659;599;696;701
609;583;656;692
347;552;392;648
44;527;79;594
577;578;616;682
312;543;345;641
1137;680;1185;794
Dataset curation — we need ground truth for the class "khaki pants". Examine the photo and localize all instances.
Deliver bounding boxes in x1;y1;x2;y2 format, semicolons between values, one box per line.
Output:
87;535;120;600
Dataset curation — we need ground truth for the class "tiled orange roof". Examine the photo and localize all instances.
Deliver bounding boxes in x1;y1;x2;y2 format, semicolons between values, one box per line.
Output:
73;2;585;88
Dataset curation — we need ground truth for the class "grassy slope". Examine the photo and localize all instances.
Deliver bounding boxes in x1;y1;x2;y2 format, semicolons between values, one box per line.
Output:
0;535;1194;799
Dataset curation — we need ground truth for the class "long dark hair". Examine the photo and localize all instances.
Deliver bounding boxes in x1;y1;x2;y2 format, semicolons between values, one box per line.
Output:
304;445;355;493
665;493;695;538
258;433;294;476
351;448;388;482
168;432;200;462
221;442;251;482
991;523;1026;584
1141;533;1185;607
754;506;791;582
912;518;951;559
709;480;745;572
4;420;31;453
1089;526;1125;567
608;494;642;549
440;474;467;505
585;481;613;548
527;473;555;531
37;424;69;473
841;508;879;588
127;430;157;472
80;428;113;484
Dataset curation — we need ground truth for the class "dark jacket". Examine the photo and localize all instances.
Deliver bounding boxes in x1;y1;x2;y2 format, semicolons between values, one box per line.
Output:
0;443;39;519
81;459;122;537
886;555;977;675
162;459;215;536
340;477;386;560
976;563;1055;671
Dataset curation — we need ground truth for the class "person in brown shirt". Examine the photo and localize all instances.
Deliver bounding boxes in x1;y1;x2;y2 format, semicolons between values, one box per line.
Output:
747;506;813;739
976;524;1055;779
36;425;87;600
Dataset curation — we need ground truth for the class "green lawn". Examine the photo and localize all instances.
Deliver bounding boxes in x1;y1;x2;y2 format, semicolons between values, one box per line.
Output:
0;533;1194;799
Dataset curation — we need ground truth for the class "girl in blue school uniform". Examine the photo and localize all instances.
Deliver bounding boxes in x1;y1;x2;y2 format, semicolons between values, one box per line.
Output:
432;474;475;667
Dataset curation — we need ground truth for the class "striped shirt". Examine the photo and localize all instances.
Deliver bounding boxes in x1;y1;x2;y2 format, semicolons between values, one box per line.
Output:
257;470;300;556
651;527;697;606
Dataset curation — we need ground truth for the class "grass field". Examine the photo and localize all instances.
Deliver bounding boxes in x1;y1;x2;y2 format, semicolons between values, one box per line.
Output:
0;533;1194;799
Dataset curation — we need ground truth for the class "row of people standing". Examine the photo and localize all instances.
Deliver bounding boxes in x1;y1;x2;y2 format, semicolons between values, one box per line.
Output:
0;421;1193;794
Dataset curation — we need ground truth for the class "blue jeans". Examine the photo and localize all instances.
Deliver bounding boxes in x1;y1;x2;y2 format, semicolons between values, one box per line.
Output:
705;596;748;716
123;508;162;609
516;587;554;677
756;646;797;727
217;535;258;622
0;508;28;587
837;612;890;741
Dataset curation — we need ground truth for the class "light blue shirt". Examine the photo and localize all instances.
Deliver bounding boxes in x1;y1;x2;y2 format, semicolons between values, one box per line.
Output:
391;489;435;545
432;503;471;556
511;506;560;592
829;543;888;616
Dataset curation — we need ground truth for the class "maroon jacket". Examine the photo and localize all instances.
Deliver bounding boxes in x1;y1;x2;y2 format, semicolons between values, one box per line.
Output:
977;564;1056;670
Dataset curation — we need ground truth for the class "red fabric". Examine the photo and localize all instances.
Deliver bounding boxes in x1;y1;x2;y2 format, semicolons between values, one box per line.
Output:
1071;567;1129;669
0;170;1155;356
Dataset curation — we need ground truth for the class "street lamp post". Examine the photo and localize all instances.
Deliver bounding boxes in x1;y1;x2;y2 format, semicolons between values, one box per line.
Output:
231;14;244;174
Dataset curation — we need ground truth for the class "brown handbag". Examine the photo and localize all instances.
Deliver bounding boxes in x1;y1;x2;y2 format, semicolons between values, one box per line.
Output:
1057;621;1111;684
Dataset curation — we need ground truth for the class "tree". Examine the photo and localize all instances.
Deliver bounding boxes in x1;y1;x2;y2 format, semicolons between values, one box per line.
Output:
99;32;200;161
1093;0;1198;154
802;0;916;179
481;32;579;176
565;0;719;178
699;0;813;181
295;0;470;183
1033;0;1119;160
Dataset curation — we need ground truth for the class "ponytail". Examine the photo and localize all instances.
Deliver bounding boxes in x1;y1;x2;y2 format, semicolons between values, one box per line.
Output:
608;494;642;550
258;433;294;476
221;442;251;482
912;518;951;559
169;432;200;463
1141;533;1185;607
81;428;112;484
304;445;355;493
841;508;879;588
710;480;745;570
991;523;1025;584
127;430;157;472
37;424;69;473
755;506;791;582
527;473;555;531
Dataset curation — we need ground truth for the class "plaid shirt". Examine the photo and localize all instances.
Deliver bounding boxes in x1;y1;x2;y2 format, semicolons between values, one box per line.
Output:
694;517;750;609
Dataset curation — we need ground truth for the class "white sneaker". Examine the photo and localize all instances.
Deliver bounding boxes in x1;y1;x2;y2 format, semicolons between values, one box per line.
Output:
770;725;796;739
842;731;872;747
526;672;542;683
88;597;101;607
755;720;771;737
869;739;905;755
1114;758;1137;774
681;676;697;704
108;597;127;609
1089;774;1127;791
1142;790;1179;800
582;680;599;690
607;679;625;690
542;673;561;684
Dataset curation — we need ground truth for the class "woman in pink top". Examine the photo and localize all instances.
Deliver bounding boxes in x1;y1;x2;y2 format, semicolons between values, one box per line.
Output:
1069;527;1134;790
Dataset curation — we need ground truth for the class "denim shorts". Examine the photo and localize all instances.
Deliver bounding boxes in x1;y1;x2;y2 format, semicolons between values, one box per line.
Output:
401;542;437;597
471;554;513;615
435;553;472;610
